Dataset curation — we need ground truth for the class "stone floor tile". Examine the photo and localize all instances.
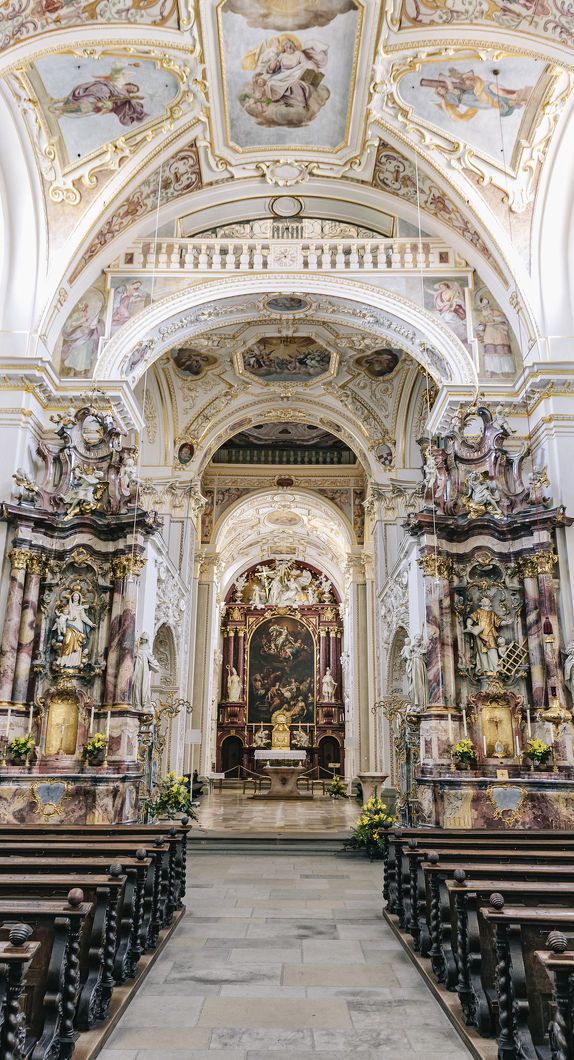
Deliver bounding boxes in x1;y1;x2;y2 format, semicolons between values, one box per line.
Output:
283;963;397;987
209;1029;314;1050
229;946;301;964
301;939;365;963
220;985;307;998
116;995;204;1028
245;921;338;939
198;997;352;1029
98;1051;138;1060
108;1028;211;1051
166;963;283;986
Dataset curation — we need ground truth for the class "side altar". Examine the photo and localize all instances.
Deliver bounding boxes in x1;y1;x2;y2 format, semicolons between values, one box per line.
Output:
397;405;574;829
0;396;164;824
216;559;345;781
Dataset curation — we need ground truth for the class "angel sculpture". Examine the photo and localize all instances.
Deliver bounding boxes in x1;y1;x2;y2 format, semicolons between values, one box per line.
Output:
63;465;106;520
12;468;40;503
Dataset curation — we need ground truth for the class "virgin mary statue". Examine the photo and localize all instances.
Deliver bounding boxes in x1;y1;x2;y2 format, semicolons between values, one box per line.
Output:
54;588;94;668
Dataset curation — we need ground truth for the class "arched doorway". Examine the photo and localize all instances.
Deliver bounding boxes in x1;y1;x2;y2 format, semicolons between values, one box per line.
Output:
318;735;341;778
221;735;243;778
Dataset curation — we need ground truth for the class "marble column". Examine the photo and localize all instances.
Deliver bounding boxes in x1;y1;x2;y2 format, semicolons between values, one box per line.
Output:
319;630;327;698
418;556;453;707
329;628;338;698
222;629;234;700
236;627;245;700
114;555;146;708
0;549;29;706
12;556;45;705
104;564;125;707
537;552;566;704
519;558;545;713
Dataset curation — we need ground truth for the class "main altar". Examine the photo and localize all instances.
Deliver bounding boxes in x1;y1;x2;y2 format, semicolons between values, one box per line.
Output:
216;559;345;781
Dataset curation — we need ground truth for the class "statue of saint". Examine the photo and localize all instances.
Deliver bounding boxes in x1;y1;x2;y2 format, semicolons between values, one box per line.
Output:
564;641;574;700
53;588;94;669
227;666;242;701
400;635;427;711
292;727;310;748
467;596;502;674
131;633;160;710
254;727;269;747
322;667;336;702
465;470;503;517
250;583;266;608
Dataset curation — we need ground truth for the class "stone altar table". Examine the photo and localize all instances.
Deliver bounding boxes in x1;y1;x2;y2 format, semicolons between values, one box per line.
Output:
253;750;313;800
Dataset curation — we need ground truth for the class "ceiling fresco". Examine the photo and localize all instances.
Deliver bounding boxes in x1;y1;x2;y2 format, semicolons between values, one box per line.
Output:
238;336;333;381
218;0;360;147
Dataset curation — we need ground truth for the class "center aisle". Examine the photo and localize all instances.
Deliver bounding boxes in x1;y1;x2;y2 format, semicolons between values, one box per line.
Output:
103;853;472;1059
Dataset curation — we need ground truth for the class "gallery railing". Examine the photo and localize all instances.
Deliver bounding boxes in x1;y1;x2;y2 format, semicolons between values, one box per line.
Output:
111;237;467;273
372;696;421;827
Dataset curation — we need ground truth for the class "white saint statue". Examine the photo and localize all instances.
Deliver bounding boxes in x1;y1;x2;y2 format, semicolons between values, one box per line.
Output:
53;589;94;669
250;583;266;608
131;633;160;710
466;470;503;516
227;666;242;701
322;667;336;702
401;635;427;711
564;641;574;700
254;727;269;747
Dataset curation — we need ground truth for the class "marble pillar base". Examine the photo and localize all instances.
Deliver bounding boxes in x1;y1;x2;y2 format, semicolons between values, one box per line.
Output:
0;771;140;823
254;765;313;800
417;773;574;829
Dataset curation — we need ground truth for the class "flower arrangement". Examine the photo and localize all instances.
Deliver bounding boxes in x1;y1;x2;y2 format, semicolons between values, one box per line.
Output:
525;738;552;766
143;772;198;821
348;789;395;854
327;775;347;799
451;738;477;767
9;734;34;760
83;732;106;761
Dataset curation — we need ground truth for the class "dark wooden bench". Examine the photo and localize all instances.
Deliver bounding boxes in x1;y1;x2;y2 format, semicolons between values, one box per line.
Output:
0;855;152;984
0;873;128;1029
534;932;574;1060
0;840;169;947
482;898;574;1060
0;892;93;1060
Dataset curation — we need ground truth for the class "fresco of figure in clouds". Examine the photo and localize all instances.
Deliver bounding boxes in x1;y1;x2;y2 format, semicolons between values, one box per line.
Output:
110;279;150;335
424;280;468;344
238;34;330;128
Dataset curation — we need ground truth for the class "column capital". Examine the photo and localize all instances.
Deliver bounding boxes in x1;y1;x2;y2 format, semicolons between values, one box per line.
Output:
417;553;453;581
8;549;30;571
111;554;147;579
26;555;48;576
516;552;557;578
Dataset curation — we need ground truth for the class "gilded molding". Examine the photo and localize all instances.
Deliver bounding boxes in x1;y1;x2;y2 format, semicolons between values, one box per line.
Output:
111;554;147;579
8;548;31;571
417;553;453;581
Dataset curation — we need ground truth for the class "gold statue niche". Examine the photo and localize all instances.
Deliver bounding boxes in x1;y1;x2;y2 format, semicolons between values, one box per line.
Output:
481;695;514;759
45;692;79;756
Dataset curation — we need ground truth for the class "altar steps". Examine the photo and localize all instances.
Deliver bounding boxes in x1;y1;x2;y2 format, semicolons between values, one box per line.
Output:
187;832;355;856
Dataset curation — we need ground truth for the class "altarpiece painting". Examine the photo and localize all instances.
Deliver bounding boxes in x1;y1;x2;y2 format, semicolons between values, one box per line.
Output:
248;615;315;725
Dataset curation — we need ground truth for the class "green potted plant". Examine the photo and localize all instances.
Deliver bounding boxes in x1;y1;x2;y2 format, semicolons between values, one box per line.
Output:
83;732;106;766
327;775;347;799
451;738;477;770
346;789;395;859
143;772;198;822
525;738;552;769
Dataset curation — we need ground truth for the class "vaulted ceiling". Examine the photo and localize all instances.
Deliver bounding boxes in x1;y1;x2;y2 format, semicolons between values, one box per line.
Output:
1;0;572;460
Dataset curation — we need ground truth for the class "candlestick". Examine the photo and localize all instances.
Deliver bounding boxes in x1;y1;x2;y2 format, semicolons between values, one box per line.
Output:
89;706;94;735
103;710;111;769
448;712;453;742
462;708;468;738
549;722;554;745
483;734;487;757
527;707;531;738
1;707;9;766
28;705;33;734
515;734;520;758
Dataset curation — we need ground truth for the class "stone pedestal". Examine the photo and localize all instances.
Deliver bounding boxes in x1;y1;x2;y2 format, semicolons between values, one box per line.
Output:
357;772;389;803
256;764;312;799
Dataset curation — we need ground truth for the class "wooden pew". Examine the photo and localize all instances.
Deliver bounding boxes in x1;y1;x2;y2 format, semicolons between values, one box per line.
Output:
0;892;93;1060
0;855;152;984
482;897;574;1060
534;931;574;1060
444;876;574;1037
0;923;41;1060
0;824;191;914
417;856;574;975
0;872;127;1029
0;840;169;947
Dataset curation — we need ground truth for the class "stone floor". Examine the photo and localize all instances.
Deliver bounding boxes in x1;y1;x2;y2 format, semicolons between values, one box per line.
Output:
193;790;361;833
102;852;472;1060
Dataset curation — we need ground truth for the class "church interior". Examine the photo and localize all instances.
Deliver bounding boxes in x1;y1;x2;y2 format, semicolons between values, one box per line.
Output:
2;0;574;1056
